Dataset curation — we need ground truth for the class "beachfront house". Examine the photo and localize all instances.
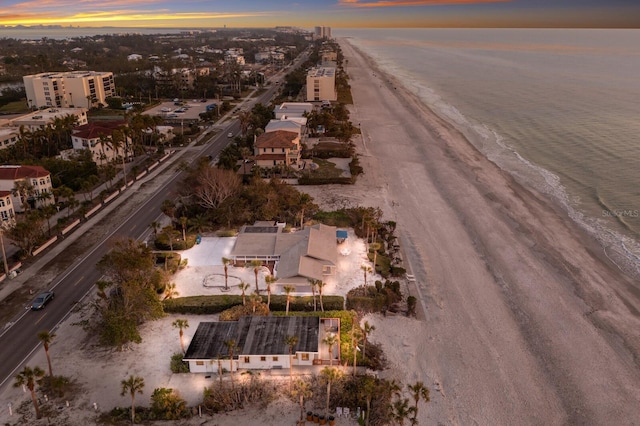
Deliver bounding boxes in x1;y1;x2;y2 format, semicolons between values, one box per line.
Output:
253;129;302;169
183;316;341;373
230;222;338;288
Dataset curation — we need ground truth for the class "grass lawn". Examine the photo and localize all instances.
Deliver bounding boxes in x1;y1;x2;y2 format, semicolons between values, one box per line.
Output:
306;158;345;178
0;100;29;114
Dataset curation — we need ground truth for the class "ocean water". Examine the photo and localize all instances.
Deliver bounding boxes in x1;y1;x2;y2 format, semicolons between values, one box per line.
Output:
336;28;640;273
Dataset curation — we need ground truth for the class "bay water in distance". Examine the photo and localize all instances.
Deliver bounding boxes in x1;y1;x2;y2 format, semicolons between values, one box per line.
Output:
336;28;640;275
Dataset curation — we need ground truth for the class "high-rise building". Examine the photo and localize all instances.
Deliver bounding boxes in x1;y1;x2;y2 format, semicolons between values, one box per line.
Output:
23;71;116;109
314;26;332;39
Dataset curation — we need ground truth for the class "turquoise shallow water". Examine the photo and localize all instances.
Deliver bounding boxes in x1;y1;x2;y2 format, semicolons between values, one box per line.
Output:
337;28;640;272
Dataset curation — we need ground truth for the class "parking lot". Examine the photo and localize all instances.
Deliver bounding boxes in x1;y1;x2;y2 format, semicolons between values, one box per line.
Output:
144;99;215;122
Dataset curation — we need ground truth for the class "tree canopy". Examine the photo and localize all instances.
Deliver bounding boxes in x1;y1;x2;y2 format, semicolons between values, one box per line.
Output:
94;238;166;348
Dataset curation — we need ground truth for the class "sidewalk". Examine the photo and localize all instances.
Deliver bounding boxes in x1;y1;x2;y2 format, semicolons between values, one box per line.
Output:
0;139;195;306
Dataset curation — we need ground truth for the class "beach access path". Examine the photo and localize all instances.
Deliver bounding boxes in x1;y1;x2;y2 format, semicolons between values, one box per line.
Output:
301;39;640;424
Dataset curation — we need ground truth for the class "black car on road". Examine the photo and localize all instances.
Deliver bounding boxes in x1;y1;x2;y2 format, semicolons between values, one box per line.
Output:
31;291;55;310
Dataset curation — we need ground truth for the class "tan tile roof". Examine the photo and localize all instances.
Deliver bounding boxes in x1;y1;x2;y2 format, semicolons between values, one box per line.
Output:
254;130;297;149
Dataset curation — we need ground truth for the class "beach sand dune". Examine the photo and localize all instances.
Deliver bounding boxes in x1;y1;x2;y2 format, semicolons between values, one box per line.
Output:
303;39;640;424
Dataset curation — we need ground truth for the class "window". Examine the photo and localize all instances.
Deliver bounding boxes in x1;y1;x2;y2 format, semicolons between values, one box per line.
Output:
195;361;204;366
244;357;250;363
272;356;278;362
260;356;266;362
0;200;4;207
0;211;7;221
301;353;309;361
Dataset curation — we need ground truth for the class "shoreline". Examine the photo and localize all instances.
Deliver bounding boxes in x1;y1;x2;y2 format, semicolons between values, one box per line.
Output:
331;37;640;423
343;35;640;283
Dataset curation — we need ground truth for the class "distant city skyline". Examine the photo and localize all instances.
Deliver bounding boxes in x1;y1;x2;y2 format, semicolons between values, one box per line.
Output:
1;0;639;29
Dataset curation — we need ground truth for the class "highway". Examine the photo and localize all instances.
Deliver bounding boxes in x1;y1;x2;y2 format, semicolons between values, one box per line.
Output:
0;63;297;393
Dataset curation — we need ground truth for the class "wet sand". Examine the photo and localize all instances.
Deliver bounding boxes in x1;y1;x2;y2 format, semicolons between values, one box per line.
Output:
330;38;640;424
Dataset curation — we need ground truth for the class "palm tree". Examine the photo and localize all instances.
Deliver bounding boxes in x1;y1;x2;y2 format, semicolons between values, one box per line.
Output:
308;278;319;311
247;259;263;293
37;330;56;378
361;264;372;289
291;379;313;423
408;381;430;425
249;292;261;313
351;327;363;376
111;128;129;186
221;257;232;291
370;241;382;275
172;319;189;354
284;335;299;385
322;333;338;366
297;193;314;228
317;280;326;312
120;375;145;424
392;397;414;426
362;321;376;359
179;216;188;242
14;366;45;419
360;375;379;426
283;285;295;315
320;367;342;417
224;339;237;386
163;282;179;300
238;282;250;305
265;275;277;310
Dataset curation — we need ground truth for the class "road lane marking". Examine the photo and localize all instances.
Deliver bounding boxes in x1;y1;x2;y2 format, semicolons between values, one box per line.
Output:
34;312;47;325
73;276;84;287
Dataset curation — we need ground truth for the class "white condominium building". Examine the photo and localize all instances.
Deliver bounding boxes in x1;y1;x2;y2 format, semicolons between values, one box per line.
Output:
306;67;337;102
23;71;116;109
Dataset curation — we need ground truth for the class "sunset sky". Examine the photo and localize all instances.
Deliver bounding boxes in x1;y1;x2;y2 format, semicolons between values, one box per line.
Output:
1;0;638;29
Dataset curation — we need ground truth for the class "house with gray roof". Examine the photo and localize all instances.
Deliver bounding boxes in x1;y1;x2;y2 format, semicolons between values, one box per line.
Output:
230;222;338;287
183;316;340;373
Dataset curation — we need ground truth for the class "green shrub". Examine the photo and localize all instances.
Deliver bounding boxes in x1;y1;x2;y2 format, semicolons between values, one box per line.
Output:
407;296;417;317
163;295;244;314
269;295;344;312
297;176;354;185
164;295;345;315
171;353;190;373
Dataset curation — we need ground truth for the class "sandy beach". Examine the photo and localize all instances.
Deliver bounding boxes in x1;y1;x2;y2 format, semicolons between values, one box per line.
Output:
2;38;640;426
316;38;640;424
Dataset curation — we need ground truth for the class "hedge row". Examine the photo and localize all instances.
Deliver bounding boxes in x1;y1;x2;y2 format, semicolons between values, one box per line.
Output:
298;176;354;185
163;295;345;315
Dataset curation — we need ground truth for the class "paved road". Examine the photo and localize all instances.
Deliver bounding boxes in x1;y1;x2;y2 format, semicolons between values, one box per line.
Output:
0;63;294;392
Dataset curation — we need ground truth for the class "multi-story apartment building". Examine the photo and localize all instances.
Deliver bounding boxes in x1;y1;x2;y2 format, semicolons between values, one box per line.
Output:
23;71;115;109
306;67;337;102
0;165;54;212
0;191;16;225
71;121;130;165
314;26;332;40
0;128;20;151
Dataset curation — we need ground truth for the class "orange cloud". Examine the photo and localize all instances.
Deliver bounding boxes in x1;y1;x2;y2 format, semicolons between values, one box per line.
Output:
338;0;510;6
